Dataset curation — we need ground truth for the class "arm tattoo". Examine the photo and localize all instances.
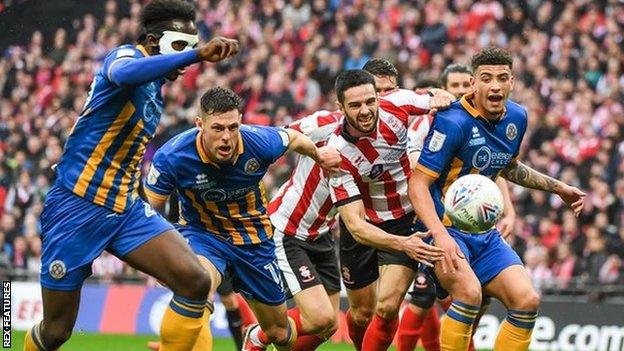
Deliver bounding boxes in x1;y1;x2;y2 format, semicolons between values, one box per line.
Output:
501;160;561;193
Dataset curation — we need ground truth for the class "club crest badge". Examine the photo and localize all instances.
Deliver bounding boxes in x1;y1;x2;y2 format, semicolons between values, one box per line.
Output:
49;260;67;279
506;123;518;141
244;158;260;174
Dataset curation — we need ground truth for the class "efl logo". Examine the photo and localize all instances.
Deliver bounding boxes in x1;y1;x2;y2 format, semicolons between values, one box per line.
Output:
2;281;10;348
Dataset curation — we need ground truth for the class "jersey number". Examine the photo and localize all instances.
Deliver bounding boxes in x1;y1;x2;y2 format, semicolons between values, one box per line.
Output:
263;262;284;291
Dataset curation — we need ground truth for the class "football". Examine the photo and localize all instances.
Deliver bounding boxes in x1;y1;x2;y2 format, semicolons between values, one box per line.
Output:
443;174;504;233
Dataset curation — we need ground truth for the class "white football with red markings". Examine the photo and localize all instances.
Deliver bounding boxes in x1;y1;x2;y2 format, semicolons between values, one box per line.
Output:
444;174;504;233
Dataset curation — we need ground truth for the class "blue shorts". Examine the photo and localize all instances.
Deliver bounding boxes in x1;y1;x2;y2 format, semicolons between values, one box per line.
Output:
40;185;174;291
416;222;522;298
178;225;286;305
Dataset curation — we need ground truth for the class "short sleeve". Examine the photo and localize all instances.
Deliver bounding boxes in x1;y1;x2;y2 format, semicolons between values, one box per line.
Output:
407;115;432;155
253;126;290;163
380;89;431;126
416;114;464;178
327;167;361;207
144;150;176;201
288;111;340;143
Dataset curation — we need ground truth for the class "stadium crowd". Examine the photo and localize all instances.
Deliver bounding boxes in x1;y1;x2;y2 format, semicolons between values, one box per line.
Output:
0;0;623;296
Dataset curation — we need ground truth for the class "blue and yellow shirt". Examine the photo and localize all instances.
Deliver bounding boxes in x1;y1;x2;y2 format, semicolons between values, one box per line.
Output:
416;94;528;224
55;45;164;213
145;126;290;245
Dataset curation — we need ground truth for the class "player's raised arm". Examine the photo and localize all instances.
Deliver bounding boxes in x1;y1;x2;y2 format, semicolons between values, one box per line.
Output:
284;128;341;172
500;159;586;216
109;37;239;86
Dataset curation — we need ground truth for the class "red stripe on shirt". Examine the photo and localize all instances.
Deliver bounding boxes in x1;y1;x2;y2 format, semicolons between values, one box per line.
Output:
356;138;380;163
380;170;406;219
379;118;399;145
267;176;294;215
341;156;382;223
307;196;334;240
284;163;322;235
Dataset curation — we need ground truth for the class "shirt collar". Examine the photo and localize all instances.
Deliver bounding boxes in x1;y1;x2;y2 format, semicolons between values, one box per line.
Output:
195;131;245;167
459;93;506;122
136;44;150;57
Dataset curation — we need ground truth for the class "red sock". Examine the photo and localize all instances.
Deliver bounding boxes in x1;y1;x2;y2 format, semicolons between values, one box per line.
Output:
361;314;400;351
397;306;426;351
421;308;441;351
294;335;326;351
236;294;257;326
346;309;368;350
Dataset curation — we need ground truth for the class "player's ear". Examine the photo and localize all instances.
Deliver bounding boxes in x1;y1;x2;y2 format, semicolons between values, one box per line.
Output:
470;76;476;88
195;115;203;130
336;101;344;114
509;75;515;90
146;33;160;53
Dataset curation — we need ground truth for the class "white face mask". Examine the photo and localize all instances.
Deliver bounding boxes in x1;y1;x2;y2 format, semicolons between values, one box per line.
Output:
158;30;199;54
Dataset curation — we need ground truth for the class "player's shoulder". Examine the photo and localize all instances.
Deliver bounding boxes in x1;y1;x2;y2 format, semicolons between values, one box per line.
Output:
105;44;145;62
156;128;198;159
380;88;415;101
240;124;288;149
504;99;528;121
434;101;471;126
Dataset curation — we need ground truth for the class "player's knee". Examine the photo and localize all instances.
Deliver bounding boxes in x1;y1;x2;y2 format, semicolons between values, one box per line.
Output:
375;289;405;319
514;290;540;311
175;268;211;299
42;323;73;349
308;310;337;336
376;301;400;319
454;284;482;306
351;305;374;326
264;324;291;345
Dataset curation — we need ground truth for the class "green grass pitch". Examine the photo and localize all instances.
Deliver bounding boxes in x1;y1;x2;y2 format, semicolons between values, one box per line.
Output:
10;330;403;350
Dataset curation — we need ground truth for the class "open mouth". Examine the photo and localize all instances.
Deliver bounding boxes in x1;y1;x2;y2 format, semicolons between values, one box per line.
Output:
217;145;232;157
488;95;503;103
358;113;374;127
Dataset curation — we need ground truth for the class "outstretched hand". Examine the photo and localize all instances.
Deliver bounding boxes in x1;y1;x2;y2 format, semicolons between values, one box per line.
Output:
557;184;586;217
197;37;240;62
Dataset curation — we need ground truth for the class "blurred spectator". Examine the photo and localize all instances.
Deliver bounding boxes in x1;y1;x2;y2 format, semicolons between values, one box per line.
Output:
550;243;581;289
525;245;552;292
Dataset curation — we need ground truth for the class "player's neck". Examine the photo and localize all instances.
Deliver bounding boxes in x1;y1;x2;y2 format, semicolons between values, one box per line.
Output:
474;104;504;122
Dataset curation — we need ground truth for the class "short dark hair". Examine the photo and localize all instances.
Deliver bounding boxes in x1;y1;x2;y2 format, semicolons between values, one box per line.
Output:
362;58;399;78
334;70;376;104
440;63;473;87
200;87;243;116
414;78;440;89
471;47;513;71
139;0;195;41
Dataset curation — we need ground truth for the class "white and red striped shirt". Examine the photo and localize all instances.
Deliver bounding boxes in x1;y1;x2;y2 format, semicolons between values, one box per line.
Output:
327;88;430;223
268;110;343;241
407;114;434;158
